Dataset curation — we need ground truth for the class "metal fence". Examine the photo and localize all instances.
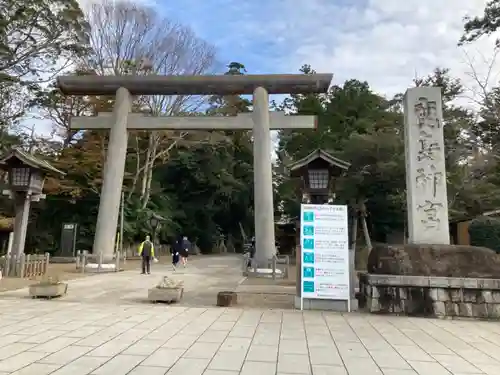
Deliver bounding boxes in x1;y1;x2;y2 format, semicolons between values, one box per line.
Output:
0;253;50;278
75;250;123;273
242;254;290;280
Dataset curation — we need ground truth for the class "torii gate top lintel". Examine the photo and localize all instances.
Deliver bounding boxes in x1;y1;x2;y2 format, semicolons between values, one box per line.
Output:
56;73;333;96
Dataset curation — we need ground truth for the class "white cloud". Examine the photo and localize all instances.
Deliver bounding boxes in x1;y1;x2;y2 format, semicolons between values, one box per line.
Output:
280;0;499;103
30;0;499;138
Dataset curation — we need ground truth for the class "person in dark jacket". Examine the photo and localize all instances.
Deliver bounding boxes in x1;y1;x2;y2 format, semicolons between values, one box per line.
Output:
171;236;181;270
179;236;191;267
138;235;155;274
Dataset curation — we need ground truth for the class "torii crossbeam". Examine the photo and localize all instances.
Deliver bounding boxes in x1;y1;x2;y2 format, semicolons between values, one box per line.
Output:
57;73;333;266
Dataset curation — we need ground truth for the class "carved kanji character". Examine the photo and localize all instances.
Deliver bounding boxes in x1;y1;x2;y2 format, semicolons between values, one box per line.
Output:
414;97;440;129
417;200;443;229
415;165;443;197
417;139;440;161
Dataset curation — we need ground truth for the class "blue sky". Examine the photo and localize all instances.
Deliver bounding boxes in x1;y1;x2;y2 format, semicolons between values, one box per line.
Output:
159;0;366;76
151;0;496;100
32;0;498;136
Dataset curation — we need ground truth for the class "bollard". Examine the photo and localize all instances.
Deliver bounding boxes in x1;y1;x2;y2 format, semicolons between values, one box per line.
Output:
115;252;120;272
4;254;11;277
19;254;26;278
25;254;31;278
98;252;103;272
272;256;277;280
45;252;50;275
81;251;87;274
76;250;81;269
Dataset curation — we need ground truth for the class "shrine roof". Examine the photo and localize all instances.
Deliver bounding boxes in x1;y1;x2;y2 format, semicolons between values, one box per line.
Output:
0;148;65;176
287;149;351;171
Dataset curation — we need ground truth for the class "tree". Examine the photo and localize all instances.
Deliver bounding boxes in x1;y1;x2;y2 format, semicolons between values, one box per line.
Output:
275;65;497;246
461;0;500;44
276;65;402;229
0;0;89;81
82;0;218;209
0;0;89;132
156;62;254;252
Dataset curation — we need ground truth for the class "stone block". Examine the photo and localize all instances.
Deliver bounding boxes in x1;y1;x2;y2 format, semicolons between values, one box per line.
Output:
428;277;450;288
392;302;403;314
477;278;500;289
367;275;393;285
462;289;479;303
458;302;473;317
462;278;479;289
367;297;380;312
472;303;488;318
401;276;430;287
449;289;463;302
428;288;438;301
399;287;408;300
444;301;458;316
448;278;465;288
217;291;237;307
491;291;500;303
432;301;446;317
148;287;183;303
368;243;500;278
29;283;68;299
479;290;492;303
437;288;450;302
486;304;500;318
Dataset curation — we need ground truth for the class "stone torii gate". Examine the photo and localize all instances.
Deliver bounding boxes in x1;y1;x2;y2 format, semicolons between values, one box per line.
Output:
57;74;333;266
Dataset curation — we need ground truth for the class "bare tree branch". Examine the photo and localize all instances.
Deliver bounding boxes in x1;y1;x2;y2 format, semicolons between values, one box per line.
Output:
83;0;218;208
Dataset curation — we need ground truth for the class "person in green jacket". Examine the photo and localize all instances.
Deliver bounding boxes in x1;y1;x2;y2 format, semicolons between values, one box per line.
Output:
138;235;155;274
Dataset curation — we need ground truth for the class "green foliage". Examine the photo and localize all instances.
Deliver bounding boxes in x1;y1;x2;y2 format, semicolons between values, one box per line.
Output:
469;216;500;253
0;0;89;131
275;64;499;243
0;0;90;82
460;0;500;44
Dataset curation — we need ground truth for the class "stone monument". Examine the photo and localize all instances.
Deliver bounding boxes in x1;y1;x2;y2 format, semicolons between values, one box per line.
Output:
404;87;450;244
359;86;500;319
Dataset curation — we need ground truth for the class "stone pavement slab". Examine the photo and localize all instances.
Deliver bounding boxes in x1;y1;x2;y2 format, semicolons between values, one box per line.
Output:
0;255;246;307
0;299;499;374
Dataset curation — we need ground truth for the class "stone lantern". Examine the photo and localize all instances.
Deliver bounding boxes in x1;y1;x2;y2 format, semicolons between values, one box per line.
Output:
0;148;65;268
149;213;166;248
288;149;350;205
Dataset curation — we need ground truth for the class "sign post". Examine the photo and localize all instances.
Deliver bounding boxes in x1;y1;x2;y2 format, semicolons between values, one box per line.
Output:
300;204;350;311
60;223;78;257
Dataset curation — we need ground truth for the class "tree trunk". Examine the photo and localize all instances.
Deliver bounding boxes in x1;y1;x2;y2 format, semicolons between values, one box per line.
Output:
141;157;154;209
351;208;358;251
127;135;142;201
141;132;158;209
140;134;153;199
360;201;373;255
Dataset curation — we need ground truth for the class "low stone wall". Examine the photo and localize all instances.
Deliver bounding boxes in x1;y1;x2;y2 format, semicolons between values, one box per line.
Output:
359;273;500;319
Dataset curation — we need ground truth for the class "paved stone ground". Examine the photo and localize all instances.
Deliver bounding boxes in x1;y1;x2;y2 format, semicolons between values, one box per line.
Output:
0;255;500;374
0;255;246;307
1;301;500;374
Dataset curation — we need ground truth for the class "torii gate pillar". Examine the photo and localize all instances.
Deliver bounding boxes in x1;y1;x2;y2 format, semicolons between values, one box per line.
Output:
92;87;131;262
252;87;275;264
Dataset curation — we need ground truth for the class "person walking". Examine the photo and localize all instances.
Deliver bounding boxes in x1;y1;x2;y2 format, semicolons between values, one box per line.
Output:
179;236;191;267
171;236;181;271
138;235;155;274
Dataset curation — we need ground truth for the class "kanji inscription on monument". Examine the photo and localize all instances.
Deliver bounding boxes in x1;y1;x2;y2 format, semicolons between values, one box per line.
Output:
404;87;450;244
